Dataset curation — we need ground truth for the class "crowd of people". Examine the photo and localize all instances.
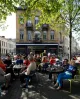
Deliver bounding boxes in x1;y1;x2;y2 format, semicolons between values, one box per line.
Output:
0;50;78;95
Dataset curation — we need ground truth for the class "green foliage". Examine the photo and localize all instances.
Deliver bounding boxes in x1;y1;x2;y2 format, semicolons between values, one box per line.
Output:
0;0;19;20
20;0;65;33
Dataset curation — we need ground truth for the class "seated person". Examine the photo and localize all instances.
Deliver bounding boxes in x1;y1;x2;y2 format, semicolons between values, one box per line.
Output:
16;55;23;65
54;60;77;90
4;55;12;67
4;55;15;81
20;55;36;88
0;58;7;72
23;56;30;68
20;56;30;73
49;55;56;66
62;59;69;70
39;56;49;71
0;67;11;90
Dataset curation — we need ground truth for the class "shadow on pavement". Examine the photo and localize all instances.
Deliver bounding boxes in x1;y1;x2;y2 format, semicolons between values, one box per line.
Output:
1;73;80;99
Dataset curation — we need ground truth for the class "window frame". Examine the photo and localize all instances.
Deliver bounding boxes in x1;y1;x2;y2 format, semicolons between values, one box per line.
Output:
27;30;32;41
35;16;39;25
20;29;24;40
43;31;47;40
50;30;54;40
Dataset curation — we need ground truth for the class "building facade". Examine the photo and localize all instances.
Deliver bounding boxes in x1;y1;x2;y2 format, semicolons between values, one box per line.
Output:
16;7;64;55
0;36;16;56
63;35;80;57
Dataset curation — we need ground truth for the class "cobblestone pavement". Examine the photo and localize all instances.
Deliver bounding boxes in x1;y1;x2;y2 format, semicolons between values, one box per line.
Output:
0;72;80;99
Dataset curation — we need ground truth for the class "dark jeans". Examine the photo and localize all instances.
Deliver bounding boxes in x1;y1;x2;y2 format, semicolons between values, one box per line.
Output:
42;63;48;71
6;67;15;81
49;72;52;79
20;73;27;84
20;71;36;86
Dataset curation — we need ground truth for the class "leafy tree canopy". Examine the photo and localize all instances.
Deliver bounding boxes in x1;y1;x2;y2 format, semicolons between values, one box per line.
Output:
19;0;80;34
0;0;20;20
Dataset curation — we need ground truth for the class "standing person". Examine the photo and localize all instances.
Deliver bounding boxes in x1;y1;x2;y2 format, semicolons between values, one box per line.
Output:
40;50;47;57
20;55;36;91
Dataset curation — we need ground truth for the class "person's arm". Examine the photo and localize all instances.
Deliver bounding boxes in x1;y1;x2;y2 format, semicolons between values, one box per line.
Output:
26;67;30;75
10;60;12;65
0;68;5;75
16;60;18;65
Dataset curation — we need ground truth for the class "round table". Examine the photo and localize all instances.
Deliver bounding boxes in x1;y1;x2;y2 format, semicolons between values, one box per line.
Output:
13;65;26;76
46;66;64;83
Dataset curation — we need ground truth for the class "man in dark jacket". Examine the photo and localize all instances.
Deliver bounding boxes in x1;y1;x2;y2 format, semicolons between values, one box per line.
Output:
4;55;15;81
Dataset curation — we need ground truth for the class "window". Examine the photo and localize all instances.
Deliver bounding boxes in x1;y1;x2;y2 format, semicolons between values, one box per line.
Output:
2;41;3;46
60;32;62;41
35;16;39;25
43;31;47;40
20;29;24;40
2;49;3;54
19;16;24;24
27;30;32;40
50;30;54;40
4;42;5;47
27;20;31;24
4;49;5;54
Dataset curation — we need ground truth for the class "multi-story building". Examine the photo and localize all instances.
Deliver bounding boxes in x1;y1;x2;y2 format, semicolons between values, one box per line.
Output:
0;36;16;56
16;7;64;55
72;37;80;55
63;35;80;57
63;36;69;56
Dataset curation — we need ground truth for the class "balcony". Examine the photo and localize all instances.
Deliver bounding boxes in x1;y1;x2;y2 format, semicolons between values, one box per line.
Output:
26;22;33;30
42;24;49;30
33;38;42;43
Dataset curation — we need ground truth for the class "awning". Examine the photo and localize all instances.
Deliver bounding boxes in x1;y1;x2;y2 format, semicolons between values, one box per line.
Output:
16;43;59;46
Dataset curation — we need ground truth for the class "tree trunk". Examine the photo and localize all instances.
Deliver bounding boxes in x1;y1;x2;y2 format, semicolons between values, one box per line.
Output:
69;22;72;60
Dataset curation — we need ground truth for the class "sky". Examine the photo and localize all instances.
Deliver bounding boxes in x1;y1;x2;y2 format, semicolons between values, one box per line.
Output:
0;13;16;39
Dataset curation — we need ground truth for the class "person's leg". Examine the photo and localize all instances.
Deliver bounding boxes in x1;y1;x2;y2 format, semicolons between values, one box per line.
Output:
56;73;72;89
4;73;11;89
54;72;65;87
59;74;72;87
9;68;15;81
20;73;25;84
49;72;52;79
25;75;30;88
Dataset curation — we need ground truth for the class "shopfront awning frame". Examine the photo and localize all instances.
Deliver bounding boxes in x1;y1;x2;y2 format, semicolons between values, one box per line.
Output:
16;43;59;46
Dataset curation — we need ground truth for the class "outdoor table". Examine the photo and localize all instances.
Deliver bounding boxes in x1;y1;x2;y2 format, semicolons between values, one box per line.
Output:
46;66;64;83
13;65;26;75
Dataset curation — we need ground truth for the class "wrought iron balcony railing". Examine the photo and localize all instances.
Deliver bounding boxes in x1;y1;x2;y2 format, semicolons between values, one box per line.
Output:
26;22;33;28
42;24;49;30
33;38;42;43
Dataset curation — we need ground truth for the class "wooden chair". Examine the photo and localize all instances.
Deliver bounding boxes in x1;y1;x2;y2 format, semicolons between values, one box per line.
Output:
67;69;80;93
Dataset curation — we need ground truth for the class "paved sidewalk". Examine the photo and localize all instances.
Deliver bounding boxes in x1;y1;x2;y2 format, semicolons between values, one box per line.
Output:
1;72;80;99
